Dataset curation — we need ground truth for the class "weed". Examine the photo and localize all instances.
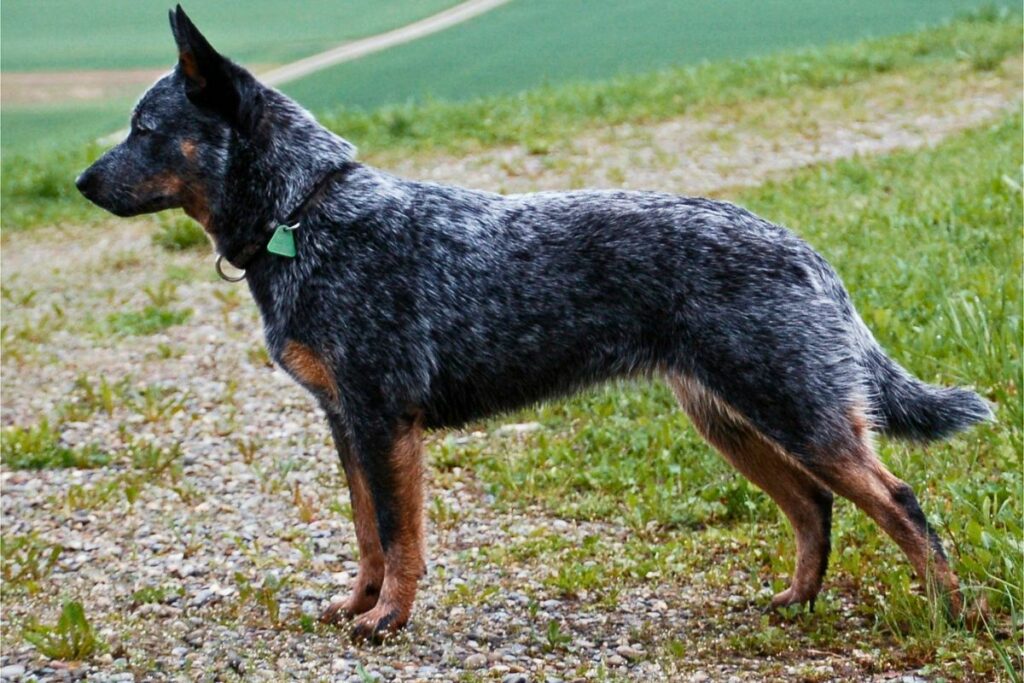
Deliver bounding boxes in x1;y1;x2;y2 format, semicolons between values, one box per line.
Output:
153;342;183;359
106;305;191;336
1;534;63;595
235;572;290;628
0;420;110;469
153;214;208;251
440;581;499;609
355;663;379;683
429;494;464;531
133;384;187;422
212;288;241;326
235;437;262;465
291;482;318;524
543;619;572;653
23;601;101;661
60;374;128;420
130;584;182;606
142;281;179;307
1;285;37;306
247;343;272;368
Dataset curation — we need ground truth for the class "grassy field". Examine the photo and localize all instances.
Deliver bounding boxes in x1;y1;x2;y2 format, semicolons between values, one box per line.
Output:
0;0;461;71
1;2;1015;158
0;12;1021;679
3;12;1018;228
0;0;459;157
283;0;1016;111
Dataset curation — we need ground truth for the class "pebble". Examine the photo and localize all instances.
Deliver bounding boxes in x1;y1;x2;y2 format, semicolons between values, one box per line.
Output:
464;653;487;669
496;422;542;435
615;645;644;661
0;665;25;680
502;675;529;683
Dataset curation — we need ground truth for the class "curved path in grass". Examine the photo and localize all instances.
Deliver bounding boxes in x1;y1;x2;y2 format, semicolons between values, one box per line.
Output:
259;0;512;87
94;0;510;143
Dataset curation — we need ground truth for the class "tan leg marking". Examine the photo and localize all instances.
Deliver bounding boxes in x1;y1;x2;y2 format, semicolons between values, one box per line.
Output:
280;340;339;402
321;454;386;622
668;375;833;607
352;414;426;640
810;418;962;617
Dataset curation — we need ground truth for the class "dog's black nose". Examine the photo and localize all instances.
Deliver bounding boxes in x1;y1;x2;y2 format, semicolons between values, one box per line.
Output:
75;169;98;198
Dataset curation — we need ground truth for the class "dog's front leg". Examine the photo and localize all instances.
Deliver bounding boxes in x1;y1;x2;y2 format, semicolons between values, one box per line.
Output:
324;411;426;640
320;417;386;622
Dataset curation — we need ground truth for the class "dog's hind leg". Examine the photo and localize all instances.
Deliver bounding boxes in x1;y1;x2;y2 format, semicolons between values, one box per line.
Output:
668;375;834;608
805;408;963;619
320;418;386;622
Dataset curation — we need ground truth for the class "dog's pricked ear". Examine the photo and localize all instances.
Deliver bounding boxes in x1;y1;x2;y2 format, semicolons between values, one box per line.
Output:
169;5;262;132
169;5;223;92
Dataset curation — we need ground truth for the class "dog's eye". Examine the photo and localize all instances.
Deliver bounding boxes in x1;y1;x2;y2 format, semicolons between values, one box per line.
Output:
131;116;153;136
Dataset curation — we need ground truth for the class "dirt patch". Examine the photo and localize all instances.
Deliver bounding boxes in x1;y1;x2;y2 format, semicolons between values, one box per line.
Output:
377;58;1021;198
1;69;169;106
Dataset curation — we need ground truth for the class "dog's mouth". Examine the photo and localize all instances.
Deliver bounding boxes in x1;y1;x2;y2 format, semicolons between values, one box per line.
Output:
76;173;178;217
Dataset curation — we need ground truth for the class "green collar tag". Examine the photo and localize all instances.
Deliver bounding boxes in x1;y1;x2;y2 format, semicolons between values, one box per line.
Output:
267;224;297;258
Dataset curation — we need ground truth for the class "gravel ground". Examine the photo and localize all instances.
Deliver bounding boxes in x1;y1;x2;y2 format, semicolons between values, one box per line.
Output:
1;59;1019;682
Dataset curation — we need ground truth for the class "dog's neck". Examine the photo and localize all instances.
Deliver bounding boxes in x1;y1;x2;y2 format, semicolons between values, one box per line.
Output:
209;97;357;266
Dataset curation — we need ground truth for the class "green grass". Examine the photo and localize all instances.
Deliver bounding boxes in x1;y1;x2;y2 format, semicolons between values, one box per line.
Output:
152;214;209;251
0;103;130;156
0;0;461;71
106;306;192;336
2;12;1017;229
22;601;100;661
320;9;1021;155
1;534;63;596
0;421;111;470
283;0;1016;111
444;115;1022;676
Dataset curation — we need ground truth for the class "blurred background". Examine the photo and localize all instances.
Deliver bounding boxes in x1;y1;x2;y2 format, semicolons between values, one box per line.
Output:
0;0;1015;155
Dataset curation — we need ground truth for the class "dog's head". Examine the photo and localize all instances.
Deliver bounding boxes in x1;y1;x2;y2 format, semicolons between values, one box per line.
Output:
75;6;267;226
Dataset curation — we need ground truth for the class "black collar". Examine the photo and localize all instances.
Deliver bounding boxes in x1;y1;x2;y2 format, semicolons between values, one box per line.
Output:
221;161;359;270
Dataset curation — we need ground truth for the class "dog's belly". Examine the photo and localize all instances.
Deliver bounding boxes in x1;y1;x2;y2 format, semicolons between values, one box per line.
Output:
418;335;663;430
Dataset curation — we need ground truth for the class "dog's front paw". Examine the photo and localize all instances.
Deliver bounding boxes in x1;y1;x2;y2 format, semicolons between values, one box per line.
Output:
770;585;818;611
320;585;380;624
350;603;408;642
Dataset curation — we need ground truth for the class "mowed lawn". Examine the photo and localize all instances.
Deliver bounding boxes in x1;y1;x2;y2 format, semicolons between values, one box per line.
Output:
283;0;1017;111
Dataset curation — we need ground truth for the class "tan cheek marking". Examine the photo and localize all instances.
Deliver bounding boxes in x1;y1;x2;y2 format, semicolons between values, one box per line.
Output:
141;172;211;232
140;172;184;196
180;185;212;232
280;340;339;401
179;140;198;160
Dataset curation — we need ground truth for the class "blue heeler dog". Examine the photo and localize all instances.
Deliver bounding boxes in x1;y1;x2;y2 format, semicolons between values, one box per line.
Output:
76;6;992;640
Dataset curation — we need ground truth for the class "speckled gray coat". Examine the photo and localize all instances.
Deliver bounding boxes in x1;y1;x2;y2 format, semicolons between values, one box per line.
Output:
75;6;990;637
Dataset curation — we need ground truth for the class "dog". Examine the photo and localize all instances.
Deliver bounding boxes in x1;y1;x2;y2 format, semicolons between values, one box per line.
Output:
75;5;991;640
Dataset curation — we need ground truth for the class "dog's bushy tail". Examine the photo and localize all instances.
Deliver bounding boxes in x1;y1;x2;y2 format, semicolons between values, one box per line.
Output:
864;346;993;442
